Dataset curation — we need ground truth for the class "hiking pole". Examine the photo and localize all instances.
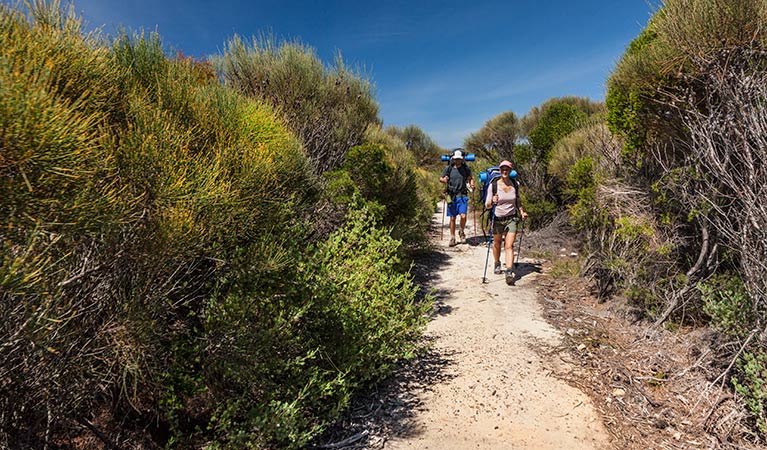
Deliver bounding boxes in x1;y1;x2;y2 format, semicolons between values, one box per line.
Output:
482;206;496;283
514;218;525;268
472;189;477;236
441;193;446;241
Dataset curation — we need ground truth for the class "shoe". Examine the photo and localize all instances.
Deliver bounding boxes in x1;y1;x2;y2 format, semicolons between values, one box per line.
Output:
449;237;457;247
458;229;466;243
493;262;502;275
505;269;515;286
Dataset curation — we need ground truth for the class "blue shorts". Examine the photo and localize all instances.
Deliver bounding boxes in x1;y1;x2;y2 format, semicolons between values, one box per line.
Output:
446;195;469;217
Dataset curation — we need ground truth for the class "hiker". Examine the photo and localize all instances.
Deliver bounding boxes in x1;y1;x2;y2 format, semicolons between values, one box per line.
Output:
440;149;475;246
485;160;528;283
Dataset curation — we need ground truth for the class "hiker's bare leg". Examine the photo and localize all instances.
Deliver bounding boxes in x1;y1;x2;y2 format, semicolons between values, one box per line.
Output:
449;217;456;237
492;234;502;263
459;214;467;234
505;232;516;269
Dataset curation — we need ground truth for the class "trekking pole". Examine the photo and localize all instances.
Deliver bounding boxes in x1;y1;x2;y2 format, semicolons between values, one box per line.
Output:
440;194;446;241
514;218;526;268
472;189;477;236
482;206;496;283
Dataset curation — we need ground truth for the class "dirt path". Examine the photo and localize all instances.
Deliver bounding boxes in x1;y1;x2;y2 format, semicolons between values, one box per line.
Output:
383;209;611;449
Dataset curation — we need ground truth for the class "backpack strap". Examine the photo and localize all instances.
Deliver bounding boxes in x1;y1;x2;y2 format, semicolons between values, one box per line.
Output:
446;164;471;196
492;178;521;211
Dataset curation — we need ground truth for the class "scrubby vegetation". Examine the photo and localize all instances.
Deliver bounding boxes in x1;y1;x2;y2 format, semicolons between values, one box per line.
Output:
464;1;767;442
216;34;379;174
510;0;767;443
465;97;604;230
0;2;438;448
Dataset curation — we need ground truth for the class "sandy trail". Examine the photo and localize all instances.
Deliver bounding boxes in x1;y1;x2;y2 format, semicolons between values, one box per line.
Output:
384;208;611;449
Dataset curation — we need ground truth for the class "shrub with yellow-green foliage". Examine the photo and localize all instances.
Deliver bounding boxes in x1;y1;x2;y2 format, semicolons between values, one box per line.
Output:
324;125;440;252
1;3;429;449
509;97;604;229
216;34;380;174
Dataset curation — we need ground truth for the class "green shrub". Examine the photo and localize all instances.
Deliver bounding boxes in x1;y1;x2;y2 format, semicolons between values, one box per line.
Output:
528;102;588;165
205;206;429;449
324;126;439;253
519;190;557;230
463;111;520;160
564;157;596;201
216;34;379;173
733;351;767;435
386;124;444;169
699;275;754;337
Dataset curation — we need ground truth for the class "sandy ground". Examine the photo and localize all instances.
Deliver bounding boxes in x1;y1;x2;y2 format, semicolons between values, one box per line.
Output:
381;208;611;449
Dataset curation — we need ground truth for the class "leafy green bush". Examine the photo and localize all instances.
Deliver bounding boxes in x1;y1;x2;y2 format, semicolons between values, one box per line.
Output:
324;125;440;253
205;206;429;449
386;124;444;169
733;351;767;435
463;111;520;160
1;5;434;448
528;102;588;165
699;275;754;337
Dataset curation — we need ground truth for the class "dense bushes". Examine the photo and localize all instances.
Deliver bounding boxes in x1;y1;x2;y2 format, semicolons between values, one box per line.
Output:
511;97;604;229
590;0;767;439
0;3;432;448
323;124;440;252
216;35;380;173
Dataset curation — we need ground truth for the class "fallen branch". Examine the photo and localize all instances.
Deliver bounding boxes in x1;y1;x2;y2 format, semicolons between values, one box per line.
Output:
318;430;369;449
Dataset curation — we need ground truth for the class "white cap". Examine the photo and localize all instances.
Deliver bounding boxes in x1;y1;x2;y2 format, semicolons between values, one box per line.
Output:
453;150;464;159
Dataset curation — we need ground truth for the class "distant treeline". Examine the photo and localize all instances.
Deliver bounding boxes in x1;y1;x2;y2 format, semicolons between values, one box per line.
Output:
0;2;446;448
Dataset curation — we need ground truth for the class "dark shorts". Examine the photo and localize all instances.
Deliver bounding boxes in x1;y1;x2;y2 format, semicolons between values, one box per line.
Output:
446;195;469;217
492;214;519;235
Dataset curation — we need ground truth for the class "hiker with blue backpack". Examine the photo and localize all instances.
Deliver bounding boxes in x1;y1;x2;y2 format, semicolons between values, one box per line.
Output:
440;149;475;247
485;160;528;285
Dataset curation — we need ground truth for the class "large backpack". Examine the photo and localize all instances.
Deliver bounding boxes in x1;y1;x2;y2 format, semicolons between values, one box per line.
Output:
479;166;519;236
479;166;502;206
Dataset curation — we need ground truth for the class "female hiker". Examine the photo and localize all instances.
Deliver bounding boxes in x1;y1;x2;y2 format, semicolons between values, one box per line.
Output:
485;160;528;285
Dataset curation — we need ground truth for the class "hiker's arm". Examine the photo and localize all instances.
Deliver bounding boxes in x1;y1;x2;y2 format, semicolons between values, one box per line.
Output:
517;196;528;219
439;167;448;183
485;189;494;209
467;175;475;190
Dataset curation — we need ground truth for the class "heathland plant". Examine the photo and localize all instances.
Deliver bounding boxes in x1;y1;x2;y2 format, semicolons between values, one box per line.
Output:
1;3;431;448
463;111;520;161
216;34;379;173
324;125;439;253
597;0;767;438
386;124;444;169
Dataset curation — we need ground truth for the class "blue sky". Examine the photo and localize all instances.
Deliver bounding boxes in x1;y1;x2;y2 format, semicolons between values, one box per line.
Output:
70;0;656;149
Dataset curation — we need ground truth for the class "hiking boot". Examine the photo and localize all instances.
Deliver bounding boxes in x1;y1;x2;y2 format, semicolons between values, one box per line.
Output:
458;229;466;243
449;237;457;247
505;269;516;286
493;261;502;275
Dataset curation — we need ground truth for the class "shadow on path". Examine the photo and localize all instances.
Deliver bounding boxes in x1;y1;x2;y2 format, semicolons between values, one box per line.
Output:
307;340;457;449
513;261;543;281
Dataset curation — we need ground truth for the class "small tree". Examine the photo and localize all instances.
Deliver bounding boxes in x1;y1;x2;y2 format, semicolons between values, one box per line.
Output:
217;35;380;173
386;124;443;168
463;111;519;160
